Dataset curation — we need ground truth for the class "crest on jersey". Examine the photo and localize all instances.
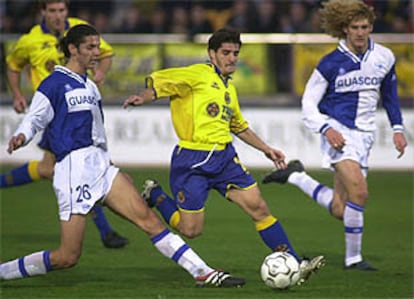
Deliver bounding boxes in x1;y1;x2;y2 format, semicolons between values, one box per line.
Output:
207;102;220;117
224;92;231;104
177;191;185;203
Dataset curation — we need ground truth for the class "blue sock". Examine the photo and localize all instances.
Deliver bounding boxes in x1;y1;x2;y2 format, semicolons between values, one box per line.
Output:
256;215;300;261
1;161;40;188
150;186;179;227
90;206;113;240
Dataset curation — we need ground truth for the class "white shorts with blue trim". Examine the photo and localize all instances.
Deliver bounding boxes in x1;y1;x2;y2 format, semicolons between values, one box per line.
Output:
321;118;374;177
53;146;119;221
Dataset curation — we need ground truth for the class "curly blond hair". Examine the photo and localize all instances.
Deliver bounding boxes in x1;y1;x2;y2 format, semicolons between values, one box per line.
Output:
320;0;376;38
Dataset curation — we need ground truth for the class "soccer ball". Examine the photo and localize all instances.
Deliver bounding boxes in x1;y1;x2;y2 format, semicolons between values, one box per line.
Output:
260;251;300;289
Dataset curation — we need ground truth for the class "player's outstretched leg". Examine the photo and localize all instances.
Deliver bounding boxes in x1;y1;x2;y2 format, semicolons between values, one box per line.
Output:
0;161;41;188
150;227;246;288
0;250;52;281
262;160;335;215
262;160;304;184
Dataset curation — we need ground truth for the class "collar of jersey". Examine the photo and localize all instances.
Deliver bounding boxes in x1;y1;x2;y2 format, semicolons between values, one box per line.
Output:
40;19;70;38
208;62;232;87
55;65;88;84
338;38;374;63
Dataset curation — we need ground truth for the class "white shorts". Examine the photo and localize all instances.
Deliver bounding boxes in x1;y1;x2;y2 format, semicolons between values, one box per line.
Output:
53;146;119;221
321;119;374;176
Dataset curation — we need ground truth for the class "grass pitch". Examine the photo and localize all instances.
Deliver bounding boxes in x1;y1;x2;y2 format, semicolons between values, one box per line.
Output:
1;167;413;298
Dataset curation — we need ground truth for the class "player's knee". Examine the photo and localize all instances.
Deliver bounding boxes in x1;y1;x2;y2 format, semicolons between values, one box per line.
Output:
181;231;202;239
37;152;56;180
179;226;202;239
54;252;81;269
256;199;269;213
37;161;55;179
331;204;344;220
248;198;271;220
354;188;369;205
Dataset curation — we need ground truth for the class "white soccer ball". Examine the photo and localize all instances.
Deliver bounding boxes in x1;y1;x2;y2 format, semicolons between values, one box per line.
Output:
260;251;300;289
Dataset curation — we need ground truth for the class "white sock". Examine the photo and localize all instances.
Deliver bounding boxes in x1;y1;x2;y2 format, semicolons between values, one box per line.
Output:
288;172;333;212
152;229;213;278
344;202;364;266
0;251;51;280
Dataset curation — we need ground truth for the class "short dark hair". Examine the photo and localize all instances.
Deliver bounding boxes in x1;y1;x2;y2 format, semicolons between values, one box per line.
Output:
39;0;70;10
208;28;242;51
59;24;99;58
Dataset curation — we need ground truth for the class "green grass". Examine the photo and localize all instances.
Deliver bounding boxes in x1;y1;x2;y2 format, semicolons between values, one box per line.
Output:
1;167;413;298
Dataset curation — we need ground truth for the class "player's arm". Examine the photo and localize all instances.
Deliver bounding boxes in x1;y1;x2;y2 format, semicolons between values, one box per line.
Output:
92;36;114;85
7;133;26;154
123;70;189;108
6;35;31;113
7;67;27;114
8;91;54;154
93;55;112;85
302;69;345;150
301;69;330;134
236;128;286;170
123;88;156;108
380;63;407;158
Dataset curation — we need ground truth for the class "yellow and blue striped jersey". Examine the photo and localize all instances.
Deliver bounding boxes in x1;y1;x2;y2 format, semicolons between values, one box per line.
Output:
6;17;113;91
147;63;249;151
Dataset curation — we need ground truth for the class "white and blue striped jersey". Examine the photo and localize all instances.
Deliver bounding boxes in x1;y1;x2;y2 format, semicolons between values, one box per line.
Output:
302;39;404;134
13;65;107;162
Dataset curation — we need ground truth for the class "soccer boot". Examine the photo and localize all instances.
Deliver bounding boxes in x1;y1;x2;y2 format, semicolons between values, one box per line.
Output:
344;260;378;271
297;255;326;285
262;160;305;184
141;179;160;208
195;270;246;288
102;231;129;249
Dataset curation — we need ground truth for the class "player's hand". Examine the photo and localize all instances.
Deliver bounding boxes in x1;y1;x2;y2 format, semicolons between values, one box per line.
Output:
264;147;287;170
92;69;105;85
7;133;26;154
324;127;345;150
393;132;407;159
13;95;28;114
123;89;155;109
122;95;145;109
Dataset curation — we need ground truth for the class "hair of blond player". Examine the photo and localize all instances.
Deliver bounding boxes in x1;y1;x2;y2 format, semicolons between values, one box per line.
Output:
320;0;376;39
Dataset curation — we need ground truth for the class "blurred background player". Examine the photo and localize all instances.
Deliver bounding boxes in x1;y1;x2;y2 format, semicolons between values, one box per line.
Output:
262;0;407;271
0;24;245;287
123;27;325;286
1;0;128;249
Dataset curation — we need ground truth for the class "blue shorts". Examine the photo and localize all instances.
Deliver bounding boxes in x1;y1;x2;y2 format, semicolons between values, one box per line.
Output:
169;143;256;212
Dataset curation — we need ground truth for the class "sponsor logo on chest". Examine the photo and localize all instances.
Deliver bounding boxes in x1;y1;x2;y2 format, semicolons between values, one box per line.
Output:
65;86;98;112
335;70;382;93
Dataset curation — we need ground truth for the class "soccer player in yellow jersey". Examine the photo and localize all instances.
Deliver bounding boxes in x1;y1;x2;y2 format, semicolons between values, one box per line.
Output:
1;0;128;249
123;28;326;285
